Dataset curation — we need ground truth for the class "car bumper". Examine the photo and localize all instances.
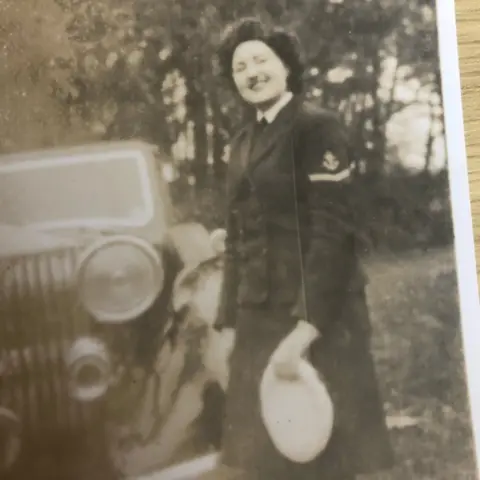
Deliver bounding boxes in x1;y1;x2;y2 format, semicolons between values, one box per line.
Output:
132;453;219;480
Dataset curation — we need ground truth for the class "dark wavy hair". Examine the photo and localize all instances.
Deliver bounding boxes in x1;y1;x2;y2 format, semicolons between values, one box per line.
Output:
217;17;305;94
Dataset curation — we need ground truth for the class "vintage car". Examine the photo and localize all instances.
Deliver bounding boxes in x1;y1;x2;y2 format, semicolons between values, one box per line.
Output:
0;141;229;479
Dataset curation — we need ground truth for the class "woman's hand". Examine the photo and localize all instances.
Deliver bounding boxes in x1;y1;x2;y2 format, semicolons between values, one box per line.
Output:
270;320;320;381
271;348;302;381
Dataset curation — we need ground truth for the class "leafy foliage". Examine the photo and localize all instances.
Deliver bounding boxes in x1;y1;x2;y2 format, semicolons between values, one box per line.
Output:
0;4;472;477
2;0;451;249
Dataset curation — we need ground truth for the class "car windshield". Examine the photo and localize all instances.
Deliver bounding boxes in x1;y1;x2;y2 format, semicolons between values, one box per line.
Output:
0;150;154;230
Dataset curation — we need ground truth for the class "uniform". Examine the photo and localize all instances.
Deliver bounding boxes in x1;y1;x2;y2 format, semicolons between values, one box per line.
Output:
216;95;394;479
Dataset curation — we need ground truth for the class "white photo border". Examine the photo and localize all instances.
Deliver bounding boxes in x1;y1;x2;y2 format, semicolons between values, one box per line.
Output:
437;0;480;473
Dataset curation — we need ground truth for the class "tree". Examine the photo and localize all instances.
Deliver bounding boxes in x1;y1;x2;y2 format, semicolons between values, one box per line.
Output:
42;0;451;245
0;0;90;152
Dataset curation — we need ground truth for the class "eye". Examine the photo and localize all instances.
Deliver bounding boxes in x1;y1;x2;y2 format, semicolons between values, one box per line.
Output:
254;56;267;64
233;63;246;74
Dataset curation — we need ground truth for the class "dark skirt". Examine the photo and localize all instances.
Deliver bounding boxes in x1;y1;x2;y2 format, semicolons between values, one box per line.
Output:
220;295;394;479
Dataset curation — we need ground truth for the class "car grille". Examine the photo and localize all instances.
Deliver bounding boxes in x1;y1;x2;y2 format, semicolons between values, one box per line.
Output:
0;247;102;435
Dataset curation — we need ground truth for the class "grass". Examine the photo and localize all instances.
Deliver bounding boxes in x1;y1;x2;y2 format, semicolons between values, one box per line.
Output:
108;245;477;480
359;247;477;479
196;247;478;480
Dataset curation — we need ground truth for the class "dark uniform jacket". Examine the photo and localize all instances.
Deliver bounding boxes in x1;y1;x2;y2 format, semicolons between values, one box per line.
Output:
217;95;368;334
217;95;394;477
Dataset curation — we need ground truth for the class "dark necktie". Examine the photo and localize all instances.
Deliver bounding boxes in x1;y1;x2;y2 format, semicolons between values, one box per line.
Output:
253;117;268;143
257;117;268;132
248;118;266;156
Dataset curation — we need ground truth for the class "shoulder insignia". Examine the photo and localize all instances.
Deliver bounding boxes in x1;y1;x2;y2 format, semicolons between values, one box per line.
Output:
322;151;340;171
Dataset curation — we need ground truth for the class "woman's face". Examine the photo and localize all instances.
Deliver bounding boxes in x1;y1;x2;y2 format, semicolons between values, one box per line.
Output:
231;40;290;110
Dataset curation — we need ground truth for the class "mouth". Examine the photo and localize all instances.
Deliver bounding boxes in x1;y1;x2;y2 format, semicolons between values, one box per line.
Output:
248;79;269;92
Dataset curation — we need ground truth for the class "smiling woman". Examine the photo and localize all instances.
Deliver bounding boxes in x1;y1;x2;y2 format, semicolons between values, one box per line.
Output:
231;40;291;112
219;17;304;97
213;16;394;480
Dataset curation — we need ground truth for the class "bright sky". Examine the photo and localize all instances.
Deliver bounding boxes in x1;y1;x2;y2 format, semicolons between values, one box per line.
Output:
381;57;446;173
329;57;446;174
388;103;446;173
167;57;446;175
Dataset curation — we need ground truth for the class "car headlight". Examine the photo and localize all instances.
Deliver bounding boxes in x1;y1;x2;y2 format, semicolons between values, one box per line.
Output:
76;235;164;323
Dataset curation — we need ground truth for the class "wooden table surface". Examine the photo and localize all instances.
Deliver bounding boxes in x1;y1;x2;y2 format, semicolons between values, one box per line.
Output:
456;0;480;277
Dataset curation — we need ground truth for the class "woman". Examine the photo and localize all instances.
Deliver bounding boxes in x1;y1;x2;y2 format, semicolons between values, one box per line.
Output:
214;17;394;480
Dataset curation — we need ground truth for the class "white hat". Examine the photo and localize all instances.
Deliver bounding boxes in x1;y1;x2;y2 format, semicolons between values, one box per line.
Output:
260;357;334;464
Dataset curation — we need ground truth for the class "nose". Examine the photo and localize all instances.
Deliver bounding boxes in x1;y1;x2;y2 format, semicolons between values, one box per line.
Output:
245;62;259;79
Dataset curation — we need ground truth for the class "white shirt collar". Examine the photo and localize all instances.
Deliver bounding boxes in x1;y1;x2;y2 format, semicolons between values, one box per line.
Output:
256;91;293;124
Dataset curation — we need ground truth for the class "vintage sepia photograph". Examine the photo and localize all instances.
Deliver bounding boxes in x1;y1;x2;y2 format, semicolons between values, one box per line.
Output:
0;0;479;479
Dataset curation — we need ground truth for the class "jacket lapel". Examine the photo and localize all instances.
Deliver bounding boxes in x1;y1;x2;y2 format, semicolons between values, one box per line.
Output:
247;97;300;175
226;123;255;202
227;96;301;203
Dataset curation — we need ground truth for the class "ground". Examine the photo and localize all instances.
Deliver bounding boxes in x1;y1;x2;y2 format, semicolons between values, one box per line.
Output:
361;247;477;480
5;246;475;479
201;247;478;479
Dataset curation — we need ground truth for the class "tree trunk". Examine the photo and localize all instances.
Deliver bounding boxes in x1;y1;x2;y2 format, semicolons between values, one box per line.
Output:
370;46;386;177
185;78;208;192
209;94;227;181
212;127;226;181
424;100;437;173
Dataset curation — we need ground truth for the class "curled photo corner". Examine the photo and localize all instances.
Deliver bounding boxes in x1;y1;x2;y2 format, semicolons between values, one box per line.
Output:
0;1;479;479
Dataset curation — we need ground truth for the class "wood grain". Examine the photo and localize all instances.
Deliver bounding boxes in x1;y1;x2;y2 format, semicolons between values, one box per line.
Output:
456;0;480;277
